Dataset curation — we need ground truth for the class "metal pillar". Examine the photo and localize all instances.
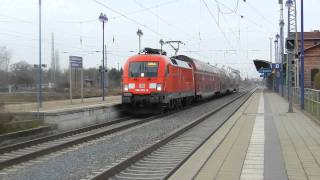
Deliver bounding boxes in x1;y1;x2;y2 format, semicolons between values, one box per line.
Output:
105;44;107;96
300;0;305;109
269;37;273;62
102;21;105;101
159;39;164;54
138;36;141;53
275;38;279;92
99;13;108;101
286;0;297;112
279;1;285;97
38;0;42;108
288;50;294;112
137;29;143;54
274;39;278;63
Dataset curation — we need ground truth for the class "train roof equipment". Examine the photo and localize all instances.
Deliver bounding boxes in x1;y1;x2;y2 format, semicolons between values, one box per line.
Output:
142;47;167;55
172;55;220;74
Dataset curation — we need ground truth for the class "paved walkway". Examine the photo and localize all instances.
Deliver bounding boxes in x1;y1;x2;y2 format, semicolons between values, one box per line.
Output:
3;96;121;113
170;88;320;180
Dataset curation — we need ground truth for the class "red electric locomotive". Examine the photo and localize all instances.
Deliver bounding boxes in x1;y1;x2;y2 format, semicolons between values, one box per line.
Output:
122;48;195;109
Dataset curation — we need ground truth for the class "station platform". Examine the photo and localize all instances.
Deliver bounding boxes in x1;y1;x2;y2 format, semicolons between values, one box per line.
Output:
3;96;121;113
170;88;320;180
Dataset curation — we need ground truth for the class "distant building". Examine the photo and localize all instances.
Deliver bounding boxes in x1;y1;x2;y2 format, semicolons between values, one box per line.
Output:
297;30;320;88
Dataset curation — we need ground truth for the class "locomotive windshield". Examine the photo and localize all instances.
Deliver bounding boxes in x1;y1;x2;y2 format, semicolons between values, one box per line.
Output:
129;62;159;77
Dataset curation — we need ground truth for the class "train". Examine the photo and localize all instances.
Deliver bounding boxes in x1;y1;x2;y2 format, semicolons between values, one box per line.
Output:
121;48;241;111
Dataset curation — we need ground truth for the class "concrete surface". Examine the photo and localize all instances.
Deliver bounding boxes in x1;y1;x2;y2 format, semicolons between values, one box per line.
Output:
170;88;320;180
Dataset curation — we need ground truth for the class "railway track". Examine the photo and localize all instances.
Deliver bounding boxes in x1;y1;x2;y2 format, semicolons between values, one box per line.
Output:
0;114;170;170
88;89;255;180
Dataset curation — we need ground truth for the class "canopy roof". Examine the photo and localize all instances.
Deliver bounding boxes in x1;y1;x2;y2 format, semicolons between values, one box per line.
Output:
253;59;271;72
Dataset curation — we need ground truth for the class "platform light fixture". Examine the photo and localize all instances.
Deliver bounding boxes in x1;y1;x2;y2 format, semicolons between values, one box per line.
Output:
99;13;108;101
137;29;143;54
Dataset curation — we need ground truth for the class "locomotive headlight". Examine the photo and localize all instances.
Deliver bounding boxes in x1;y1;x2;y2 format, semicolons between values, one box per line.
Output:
123;84;129;91
149;83;156;89
156;84;162;91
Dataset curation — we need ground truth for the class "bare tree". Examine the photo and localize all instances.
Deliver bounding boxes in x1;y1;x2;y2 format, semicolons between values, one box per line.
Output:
10;61;35;88
0;46;11;87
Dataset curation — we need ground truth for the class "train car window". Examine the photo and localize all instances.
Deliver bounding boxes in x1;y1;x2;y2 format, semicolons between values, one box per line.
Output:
170;58;178;65
129;62;159;77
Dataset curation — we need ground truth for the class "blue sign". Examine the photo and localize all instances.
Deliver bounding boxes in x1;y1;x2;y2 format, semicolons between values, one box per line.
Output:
259;68;272;73
272;63;281;69
69;56;83;68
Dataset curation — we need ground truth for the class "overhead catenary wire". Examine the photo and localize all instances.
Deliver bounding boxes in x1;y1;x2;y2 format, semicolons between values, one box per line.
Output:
91;0;163;37
244;1;276;28
92;0;210;60
214;0;239;15
201;0;234;49
0;0;266;76
213;0;275;34
53;0;179;24
132;0;198;41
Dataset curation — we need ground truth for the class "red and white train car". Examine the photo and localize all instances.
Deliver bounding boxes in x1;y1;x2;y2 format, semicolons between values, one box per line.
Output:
173;55;222;99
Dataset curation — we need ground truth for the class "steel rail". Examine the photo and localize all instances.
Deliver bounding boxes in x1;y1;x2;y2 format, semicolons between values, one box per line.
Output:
0;115;132;154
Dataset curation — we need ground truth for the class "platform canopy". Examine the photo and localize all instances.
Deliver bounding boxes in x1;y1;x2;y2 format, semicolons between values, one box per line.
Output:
253;59;271;72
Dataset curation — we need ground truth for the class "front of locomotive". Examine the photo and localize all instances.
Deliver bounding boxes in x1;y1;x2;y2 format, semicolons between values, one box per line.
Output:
122;54;168;108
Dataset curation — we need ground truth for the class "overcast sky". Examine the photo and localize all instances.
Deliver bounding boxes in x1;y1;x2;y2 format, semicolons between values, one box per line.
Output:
0;0;319;78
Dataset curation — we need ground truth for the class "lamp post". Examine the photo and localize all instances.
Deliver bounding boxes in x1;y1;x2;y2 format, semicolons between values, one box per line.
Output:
159;39;164;54
99;13;108;101
269;37;273;62
37;0;43;108
300;0;305;109
275;34;280;63
279;0;285;97
274;37;278;92
137;29;143;54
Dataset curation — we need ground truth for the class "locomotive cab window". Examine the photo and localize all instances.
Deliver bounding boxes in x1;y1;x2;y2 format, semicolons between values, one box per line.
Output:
129;62;159;77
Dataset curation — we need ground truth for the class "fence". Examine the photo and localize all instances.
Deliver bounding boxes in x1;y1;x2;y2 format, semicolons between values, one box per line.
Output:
282;86;320;120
